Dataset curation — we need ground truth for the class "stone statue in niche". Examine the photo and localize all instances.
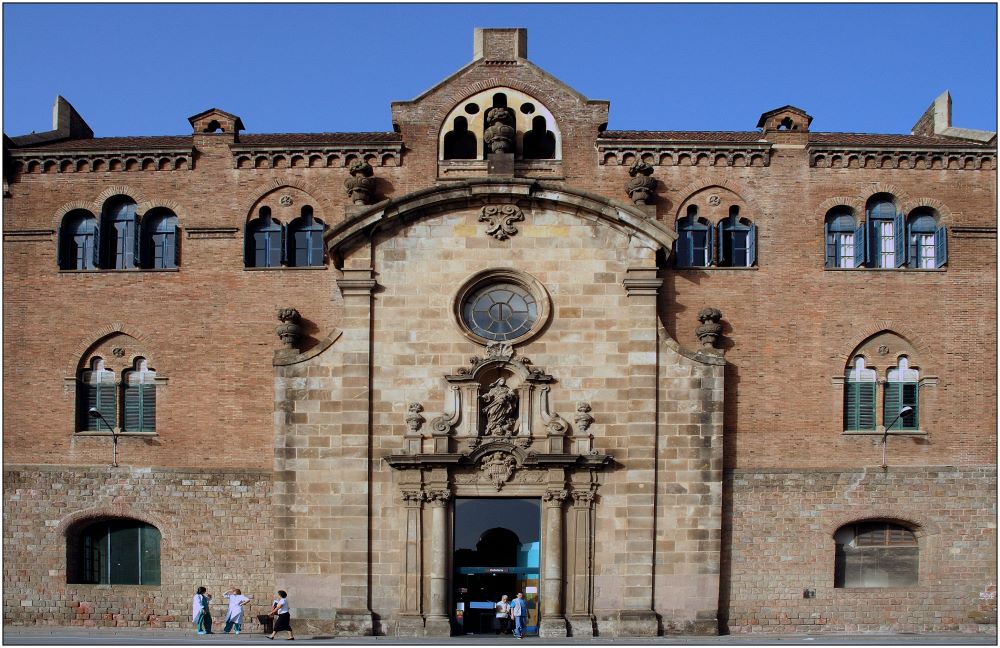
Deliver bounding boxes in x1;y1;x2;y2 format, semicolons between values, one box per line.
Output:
481;377;518;436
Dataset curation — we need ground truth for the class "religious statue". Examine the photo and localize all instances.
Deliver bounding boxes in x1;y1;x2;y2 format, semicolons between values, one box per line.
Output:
481;377;518;436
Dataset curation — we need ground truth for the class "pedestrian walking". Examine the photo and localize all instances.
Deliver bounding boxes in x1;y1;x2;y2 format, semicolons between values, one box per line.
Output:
267;590;294;640
510;591;528;639
494;594;511;634
222;587;253;635
192;586;213;635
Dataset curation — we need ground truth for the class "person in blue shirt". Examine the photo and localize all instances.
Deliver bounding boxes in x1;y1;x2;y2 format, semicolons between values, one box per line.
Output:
510;592;528;639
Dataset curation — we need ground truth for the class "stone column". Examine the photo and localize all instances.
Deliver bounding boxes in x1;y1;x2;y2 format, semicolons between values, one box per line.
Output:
566;488;596;635
539;488;568;637
397;489;425;636
618;258;663;636
424;488;452;636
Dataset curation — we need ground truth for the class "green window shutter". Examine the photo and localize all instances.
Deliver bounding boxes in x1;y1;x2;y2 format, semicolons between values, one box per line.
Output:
124;383;141;432
142;384;156;432
884;382;902;430
846;382;876;431
901;383;919;429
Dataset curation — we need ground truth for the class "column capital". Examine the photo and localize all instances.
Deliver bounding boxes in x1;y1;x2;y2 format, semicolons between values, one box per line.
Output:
425;489;452;506
570;489;597;507
400;489;424;505
542;488;569;504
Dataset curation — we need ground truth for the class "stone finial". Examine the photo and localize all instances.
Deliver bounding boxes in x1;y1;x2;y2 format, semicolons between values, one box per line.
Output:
483;107;516;154
405;402;425;434
276;308;303;349
625;160;657;206
344;160;376;205
574;402;594;434
696;307;723;349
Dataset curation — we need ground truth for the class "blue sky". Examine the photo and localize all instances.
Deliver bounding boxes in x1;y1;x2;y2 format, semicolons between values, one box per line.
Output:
3;3;997;138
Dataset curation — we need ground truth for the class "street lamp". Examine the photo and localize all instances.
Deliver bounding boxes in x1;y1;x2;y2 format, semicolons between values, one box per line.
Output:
881;406;914;470
88;407;119;467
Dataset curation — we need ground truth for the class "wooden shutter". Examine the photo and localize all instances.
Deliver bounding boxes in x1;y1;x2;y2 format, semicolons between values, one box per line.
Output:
716;221;726;265
884;382;902;430
893;213;905;267
854;221;866;268
824;220;833;268
124;382;141;432
132;214;141;268
277;225;286;266
294;229;309;267
142;384;156;431
243;220;252;267
92;221;102;269
173;224;181;268
706;225;715;266
88;378;116;431
846;382;876;431
675;230;689;267
935;226;947;268
310;228;324;266
748;222;757;267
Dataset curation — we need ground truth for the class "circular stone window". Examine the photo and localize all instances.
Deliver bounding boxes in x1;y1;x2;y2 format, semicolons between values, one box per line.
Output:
453;269;550;345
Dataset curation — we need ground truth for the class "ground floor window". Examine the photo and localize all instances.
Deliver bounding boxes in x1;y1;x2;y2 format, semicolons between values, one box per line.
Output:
834;520;917;588
68;519;160;585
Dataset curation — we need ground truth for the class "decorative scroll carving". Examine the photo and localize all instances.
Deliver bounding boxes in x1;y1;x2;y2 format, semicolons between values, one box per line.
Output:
276;308;303;349
483;107;516;154
482;378;518;437
625;160;657;206
344;159;376;205
430;387;461;434
542;489;569;503
479;205;524;240
539;385;569;437
574;403;594;434
696;307;724;349
405;402;425;434
571;489;597;506
481;452;518;490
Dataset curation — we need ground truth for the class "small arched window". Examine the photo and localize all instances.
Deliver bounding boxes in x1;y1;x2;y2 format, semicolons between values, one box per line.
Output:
717;206;756;267
141;209;179;269
123;358;156;433
885;356;919;431
100;197;139;269
522;116;556;160
834;521;918;587
443;116;477;160
824;208;860;269
844;356;876;431
245;207;284;268
78;358;116;433
67;519;161;585
675;207;713;268
286;206;325;267
865;194;903;268
58;210;98;270
907;209;947;269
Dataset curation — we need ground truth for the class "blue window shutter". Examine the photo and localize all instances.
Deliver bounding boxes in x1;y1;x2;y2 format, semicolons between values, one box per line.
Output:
92;222;102;269
854;221;866;268
279;225;287;265
132;217;141;268
935;226;947;268
675;229;689;267
243;221;252;267
908;224;918;267
716;221;726;265
824;220;832;268
171;224;180;268
748;222;757;267
310;229;323;266
893;213;905;267
866;218;878;266
707;225;715;266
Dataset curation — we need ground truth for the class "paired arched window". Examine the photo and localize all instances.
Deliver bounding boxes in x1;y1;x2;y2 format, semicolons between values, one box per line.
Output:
834;520;918;587
675;207;712;268
67;518;160;585
717;206;756;267
286;206;326;267
245;207;283;268
843;354;921;432
58;198;180;271
439;88;561;161
844;357;877;431
830;196;947;269
676;205;757;268
77;357;157;434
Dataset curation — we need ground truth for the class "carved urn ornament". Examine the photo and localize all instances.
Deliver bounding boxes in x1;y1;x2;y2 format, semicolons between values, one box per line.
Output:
405;402;425;434
276;307;303;349
483;107;516;154
625;160;657;205
696;307;723;349
344;160;376;205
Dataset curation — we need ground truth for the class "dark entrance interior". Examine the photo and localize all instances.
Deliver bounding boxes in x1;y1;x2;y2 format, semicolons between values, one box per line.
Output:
453;498;540;635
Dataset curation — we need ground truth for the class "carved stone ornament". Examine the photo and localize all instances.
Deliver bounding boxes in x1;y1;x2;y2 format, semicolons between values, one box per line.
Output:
625;160;657;206
425;489;452;506
344;159;376;205
479;205;524;240
111;346;126;358
708;194;721;206
400;489;424;504
276;307;303;349
482;377;518;437
542;488;569;503
405;402;425;434
481;451;518;491
279;194;293;207
696;307;724;349
571;489;597;505
574;402;594;434
483;107;516;154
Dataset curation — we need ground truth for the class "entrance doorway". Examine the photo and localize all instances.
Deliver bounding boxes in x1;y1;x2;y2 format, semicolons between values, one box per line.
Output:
453;498;540;635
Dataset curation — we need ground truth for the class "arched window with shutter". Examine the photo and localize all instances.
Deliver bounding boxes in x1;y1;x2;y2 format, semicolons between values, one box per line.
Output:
865;194;904;268
907;208;947;269
59;210;98;270
717;206;756;267
286;206;325;267
676;206;713;268
78;358;116;433
844;356;876;432
100;196;140;269
884;356;919;431
141;209;179;269
123;358;156;433
824;208;859;268
245;207;284;268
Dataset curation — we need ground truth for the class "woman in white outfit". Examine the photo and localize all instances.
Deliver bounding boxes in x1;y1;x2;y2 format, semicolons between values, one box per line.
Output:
223;587;252;635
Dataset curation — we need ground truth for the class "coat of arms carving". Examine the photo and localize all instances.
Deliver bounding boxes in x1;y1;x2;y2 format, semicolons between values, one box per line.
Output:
481;451;517;490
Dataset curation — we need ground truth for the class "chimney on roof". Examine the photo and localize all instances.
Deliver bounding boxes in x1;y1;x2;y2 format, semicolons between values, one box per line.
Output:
474;28;527;61
911;91;996;143
52;96;93;140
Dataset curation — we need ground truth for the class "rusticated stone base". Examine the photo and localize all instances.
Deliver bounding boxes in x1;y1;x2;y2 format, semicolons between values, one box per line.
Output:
395;614;426;637
537;615;568;637
662;612;718;635
566;614;596;637
423;614;451;637
615;609;659;636
333;609;373;635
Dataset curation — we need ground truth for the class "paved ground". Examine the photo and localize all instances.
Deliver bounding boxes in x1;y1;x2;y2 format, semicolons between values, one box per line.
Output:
2;626;997;647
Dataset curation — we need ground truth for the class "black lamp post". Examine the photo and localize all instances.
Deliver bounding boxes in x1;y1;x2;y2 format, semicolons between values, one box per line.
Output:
881;405;914;470
88;407;119;467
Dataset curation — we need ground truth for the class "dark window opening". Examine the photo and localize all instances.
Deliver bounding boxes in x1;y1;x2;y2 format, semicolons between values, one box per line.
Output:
67;519;160;585
245;207;284;268
519;103;535;115
443;116;477;160
141;209;179;269
717;207;756;267
492;93;508;109
287;206;326;267
464;103;480;115
676;207;712;268
99;197;139;269
522;116;555;160
59;210;98;270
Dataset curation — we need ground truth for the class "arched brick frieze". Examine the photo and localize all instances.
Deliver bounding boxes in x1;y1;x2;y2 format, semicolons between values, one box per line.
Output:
898;196;955;224
67;324;158;376
92;185;147;210
672;179;766;221
242;177;329;222
834;322;933;368
57;505;169;539
51;200;97;229
825;509;940;539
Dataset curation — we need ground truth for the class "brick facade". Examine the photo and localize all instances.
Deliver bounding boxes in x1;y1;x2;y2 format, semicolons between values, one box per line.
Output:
2;27;996;637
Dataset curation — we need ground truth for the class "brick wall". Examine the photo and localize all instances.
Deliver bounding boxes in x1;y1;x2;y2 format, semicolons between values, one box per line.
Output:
3;466;273;628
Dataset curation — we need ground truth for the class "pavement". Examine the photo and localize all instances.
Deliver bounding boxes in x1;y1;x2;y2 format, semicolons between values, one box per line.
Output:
2;626;997;647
